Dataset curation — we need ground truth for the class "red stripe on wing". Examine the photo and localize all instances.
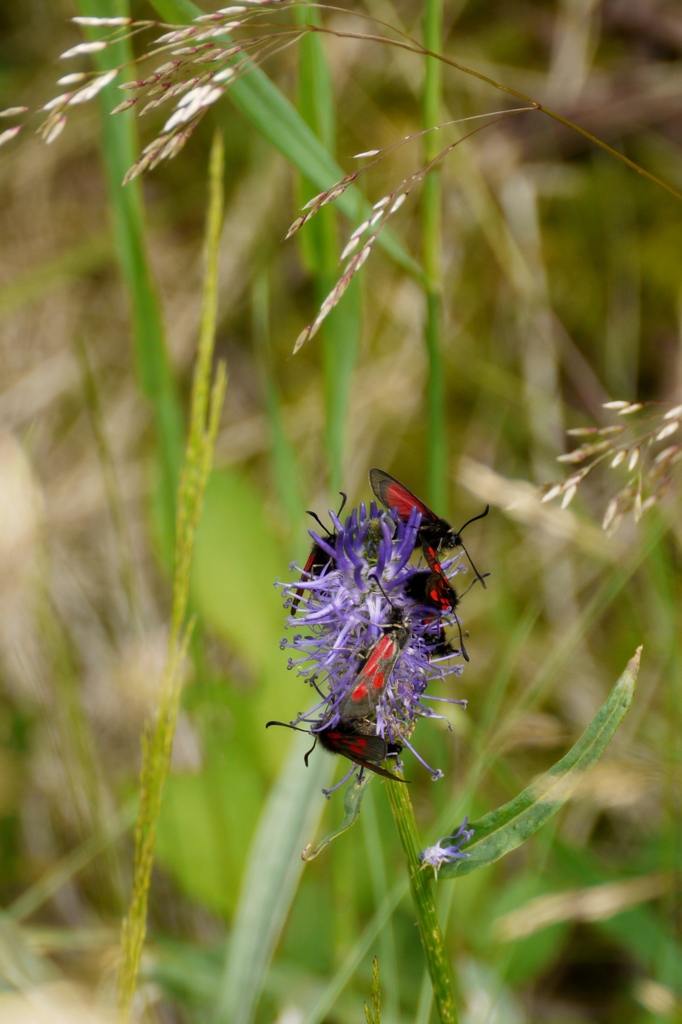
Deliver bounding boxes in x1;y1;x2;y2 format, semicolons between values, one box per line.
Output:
321;729;400;781
360;635;397;681
302;547;321;575
322;728;387;762
291;541;335;614
426;571;457;612
339;634;400;717
369;468;437;524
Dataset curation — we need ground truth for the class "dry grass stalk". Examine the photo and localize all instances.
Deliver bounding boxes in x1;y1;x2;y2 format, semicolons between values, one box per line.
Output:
541;400;682;532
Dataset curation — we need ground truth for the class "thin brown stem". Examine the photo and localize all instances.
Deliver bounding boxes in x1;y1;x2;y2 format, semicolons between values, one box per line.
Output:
308;24;682;203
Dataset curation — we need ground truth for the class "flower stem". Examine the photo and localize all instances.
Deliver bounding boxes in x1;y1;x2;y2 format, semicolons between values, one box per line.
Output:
422;0;447;515
386;780;459;1024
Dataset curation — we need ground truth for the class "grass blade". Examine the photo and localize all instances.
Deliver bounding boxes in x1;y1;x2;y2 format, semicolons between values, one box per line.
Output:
422;0;447;513
361;788;400;1024
438;648;641;880
215;736;334;1024
303;879;408;1024
75;0;184;547
252;269;305;556
296;3;359;489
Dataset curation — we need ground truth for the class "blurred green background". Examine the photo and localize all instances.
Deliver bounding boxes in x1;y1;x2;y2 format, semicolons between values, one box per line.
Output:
0;0;681;1022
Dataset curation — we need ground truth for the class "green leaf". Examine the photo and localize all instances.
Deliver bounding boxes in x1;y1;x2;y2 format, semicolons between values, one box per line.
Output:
191;467;284;666
301;772;372;862
148;0;423;282
155;739;265;917
190;468;300;768
438;647;641;880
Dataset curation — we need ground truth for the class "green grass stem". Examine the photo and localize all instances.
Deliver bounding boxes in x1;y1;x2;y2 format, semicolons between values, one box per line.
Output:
117;132;228;1021
422;0;448;514
296;3;360;491
75;0;184;551
385;780;458;1024
414;883;458;1024
252;270;305;558
364;956;381;1024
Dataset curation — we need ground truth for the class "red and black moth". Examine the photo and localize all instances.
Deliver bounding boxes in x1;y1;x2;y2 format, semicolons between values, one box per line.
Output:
406;568;458;613
406;569;469;659
337;611;409;719
291;492;347;615
266;719;405;782
369;467;489;601
406;570;457;656
317;723;404;782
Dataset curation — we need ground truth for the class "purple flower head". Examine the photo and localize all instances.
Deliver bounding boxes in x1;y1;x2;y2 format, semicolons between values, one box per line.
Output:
276;500;468;783
419;818;474;878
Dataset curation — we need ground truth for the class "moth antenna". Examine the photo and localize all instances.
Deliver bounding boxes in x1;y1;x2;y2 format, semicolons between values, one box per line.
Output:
454;617;470;663
309;675;327;700
453;506;490;589
337;491;348;516
265;720;311;734
306;510;331;536
454;504;490;540
369;573;397;612
458;542;488;589
459;571;492;599
304;736;318;766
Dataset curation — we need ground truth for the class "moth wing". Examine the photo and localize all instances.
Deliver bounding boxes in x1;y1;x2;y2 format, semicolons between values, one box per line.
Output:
425;568;458;612
359;759;407;782
292;541;334;613
355;734;407;781
338;634;400;718
320;728;407;782
369;468;437;524
407;568;458;613
329;730;405;782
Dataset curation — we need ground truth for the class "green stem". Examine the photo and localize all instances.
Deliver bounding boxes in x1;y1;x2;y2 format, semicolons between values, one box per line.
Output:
422;0;447;514
386;781;458;1024
252;269;305;559
76;0;184;558
296;2;360;493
